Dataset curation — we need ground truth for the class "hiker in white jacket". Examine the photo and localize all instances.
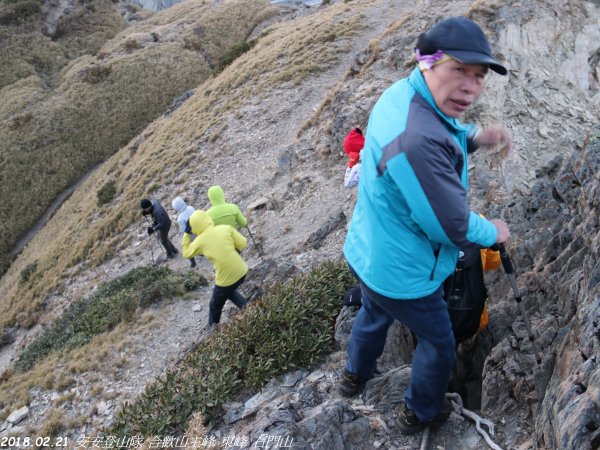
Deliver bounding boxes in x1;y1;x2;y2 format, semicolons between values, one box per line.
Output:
172;197;197;268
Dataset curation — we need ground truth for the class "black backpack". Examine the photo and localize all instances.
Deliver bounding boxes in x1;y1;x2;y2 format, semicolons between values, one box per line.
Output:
442;247;487;343
341;285;362;307
341;249;487;343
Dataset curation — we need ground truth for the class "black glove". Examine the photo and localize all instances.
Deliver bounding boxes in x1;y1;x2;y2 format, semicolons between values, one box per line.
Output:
147;226;155;235
184;220;192;234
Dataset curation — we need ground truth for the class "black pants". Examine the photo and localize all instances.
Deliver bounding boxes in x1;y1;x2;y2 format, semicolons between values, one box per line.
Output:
209;275;247;325
158;227;178;257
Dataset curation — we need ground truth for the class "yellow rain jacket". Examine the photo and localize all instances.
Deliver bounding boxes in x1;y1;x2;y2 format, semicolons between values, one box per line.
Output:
206;185;248;229
182;210;248;287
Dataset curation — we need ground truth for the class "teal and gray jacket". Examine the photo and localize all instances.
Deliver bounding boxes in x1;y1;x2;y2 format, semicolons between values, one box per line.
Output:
343;68;497;300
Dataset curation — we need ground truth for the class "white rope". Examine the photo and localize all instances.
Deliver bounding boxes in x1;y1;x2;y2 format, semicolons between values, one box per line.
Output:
446;392;505;450
419;426;430;450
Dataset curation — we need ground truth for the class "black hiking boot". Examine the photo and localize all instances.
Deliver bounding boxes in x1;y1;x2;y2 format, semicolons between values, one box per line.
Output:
396;399;452;434
338;369;367;397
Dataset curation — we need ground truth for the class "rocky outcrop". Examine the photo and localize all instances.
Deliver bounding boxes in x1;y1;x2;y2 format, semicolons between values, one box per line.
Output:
192;128;600;450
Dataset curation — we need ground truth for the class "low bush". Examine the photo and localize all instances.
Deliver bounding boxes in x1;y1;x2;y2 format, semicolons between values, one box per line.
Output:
81;65;112;84
216;40;256;72
19;260;38;285
0;0;41;25
110;260;354;437
14;266;207;372
96;180;117;206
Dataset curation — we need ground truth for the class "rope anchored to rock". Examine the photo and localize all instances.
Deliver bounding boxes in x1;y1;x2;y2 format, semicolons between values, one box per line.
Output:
445;392;504;450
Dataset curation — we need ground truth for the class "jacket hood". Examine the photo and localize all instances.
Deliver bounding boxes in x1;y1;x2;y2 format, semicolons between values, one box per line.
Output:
207;185;225;206
343;128;365;156
171;197;187;213
189;210;214;235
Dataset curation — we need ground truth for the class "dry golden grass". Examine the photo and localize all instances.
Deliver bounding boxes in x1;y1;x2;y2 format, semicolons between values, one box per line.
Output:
0;4;371;425
136;412;208;449
0;0;370;335
0;0;277;276
36;408;65;438
185;412;209;442
0;0;126;89
0;318;143;419
0;2;380;433
467;0;500;18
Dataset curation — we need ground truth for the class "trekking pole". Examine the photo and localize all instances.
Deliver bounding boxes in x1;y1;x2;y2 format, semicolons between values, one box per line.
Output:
245;225;264;259
144;216;162;247
143;217;155;265
144;216;163;263
491;243;542;363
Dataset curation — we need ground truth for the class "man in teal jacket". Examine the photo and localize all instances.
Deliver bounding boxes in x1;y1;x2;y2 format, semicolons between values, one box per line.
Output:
206;185;248;229
339;17;511;434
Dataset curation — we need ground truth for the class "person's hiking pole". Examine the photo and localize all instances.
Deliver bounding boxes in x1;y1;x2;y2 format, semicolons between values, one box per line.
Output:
143;217;155;264
144;216;162;263
491;243;542;363
245;225;264;259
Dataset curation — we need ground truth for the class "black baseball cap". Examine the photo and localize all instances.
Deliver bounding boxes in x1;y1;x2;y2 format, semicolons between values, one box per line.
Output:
416;17;507;75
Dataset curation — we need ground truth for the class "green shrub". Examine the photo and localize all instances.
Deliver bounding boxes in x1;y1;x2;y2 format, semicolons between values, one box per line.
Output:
0;0;41;25
81;65;112;83
216;40;256;72
19;260;38;285
123;39;139;52
96;180;117;206
110;260;354;438
14;266;205;372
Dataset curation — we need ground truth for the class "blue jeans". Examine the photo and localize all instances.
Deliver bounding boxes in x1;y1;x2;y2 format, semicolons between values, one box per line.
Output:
346;275;456;421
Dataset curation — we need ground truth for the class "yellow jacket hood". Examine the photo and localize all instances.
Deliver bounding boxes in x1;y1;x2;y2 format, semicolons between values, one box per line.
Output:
208;185;225;206
189;210;214;235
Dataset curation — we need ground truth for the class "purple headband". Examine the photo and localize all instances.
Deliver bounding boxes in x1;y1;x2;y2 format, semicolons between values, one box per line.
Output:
415;49;447;71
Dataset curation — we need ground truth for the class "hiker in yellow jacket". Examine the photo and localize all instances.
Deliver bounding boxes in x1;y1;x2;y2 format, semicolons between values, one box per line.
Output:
206;185;248;228
182;210;248;327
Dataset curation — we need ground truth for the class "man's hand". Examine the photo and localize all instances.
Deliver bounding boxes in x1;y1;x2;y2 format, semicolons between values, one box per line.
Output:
184;220;192;234
491;219;510;244
147;226;155;235
474;125;513;157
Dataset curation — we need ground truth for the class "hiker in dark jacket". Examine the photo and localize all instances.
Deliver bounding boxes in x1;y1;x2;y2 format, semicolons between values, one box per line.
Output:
339;17;512;434
141;198;178;259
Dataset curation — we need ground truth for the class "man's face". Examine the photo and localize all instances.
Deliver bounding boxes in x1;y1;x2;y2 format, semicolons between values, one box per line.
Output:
423;60;488;118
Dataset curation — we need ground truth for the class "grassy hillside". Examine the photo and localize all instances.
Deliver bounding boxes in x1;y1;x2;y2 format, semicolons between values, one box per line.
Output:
0;0;278;275
0;0;128;89
0;0;367;334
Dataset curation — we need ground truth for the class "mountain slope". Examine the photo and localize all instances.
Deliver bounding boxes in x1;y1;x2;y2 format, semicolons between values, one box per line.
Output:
0;0;599;446
0;0;277;275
